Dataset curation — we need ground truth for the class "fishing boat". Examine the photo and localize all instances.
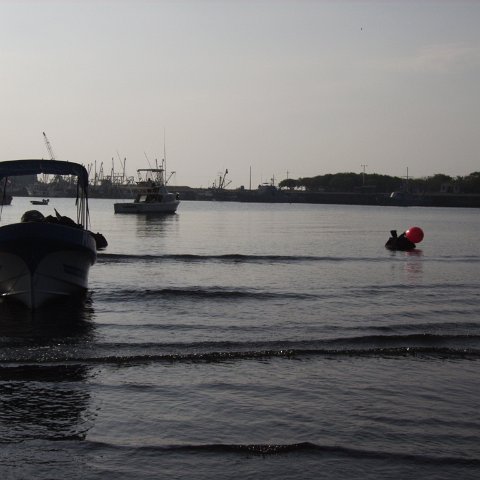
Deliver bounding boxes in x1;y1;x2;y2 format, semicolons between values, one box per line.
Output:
0;159;97;309
114;167;180;214
30;198;49;205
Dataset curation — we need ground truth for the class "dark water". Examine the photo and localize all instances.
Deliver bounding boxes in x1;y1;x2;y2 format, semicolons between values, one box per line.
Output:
1;198;479;479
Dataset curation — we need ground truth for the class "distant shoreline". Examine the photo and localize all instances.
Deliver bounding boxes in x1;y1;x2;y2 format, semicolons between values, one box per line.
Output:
13;188;480;208
173;187;480;208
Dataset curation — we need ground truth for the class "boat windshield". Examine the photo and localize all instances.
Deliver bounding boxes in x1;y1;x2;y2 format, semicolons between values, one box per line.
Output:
0;159;91;228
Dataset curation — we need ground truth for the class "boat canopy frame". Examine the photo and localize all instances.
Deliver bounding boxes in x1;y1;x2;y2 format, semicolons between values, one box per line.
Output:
0;159;91;229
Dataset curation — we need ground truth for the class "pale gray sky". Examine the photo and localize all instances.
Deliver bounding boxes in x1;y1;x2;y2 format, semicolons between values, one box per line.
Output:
1;0;479;187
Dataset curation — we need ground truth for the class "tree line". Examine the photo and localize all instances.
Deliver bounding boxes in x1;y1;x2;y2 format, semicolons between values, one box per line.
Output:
278;172;480;194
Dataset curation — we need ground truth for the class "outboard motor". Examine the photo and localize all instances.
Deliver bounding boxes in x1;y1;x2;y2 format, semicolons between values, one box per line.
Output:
385;230;416;251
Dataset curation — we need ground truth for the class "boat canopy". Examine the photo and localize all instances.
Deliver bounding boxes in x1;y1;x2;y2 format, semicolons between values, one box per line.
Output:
0;159;89;191
0;159;91;228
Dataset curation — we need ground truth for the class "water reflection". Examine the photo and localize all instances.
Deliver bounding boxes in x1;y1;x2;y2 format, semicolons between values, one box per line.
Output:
387;249;424;283
135;212;179;238
0;364;91;442
0;294;96;343
404;249;424;282
0;296;96;442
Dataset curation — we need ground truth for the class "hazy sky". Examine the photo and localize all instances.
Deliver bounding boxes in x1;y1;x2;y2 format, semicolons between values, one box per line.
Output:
1;0;479;187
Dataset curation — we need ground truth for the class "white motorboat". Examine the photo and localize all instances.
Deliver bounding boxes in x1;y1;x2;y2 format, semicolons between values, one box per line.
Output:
30;198;49;205
114;167;180;214
0;159;97;309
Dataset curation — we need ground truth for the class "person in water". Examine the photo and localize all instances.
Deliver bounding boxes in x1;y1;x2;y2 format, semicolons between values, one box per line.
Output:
385;230;416;251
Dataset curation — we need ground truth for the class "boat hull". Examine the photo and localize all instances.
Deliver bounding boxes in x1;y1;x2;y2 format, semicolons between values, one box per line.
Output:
114;200;180;214
0;222;96;309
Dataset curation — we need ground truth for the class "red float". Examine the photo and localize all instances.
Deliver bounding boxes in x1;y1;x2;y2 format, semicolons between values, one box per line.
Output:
405;226;424;243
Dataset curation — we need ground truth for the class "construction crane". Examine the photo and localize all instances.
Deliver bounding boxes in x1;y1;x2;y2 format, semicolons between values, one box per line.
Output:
213;169;231;189
43;132;56;160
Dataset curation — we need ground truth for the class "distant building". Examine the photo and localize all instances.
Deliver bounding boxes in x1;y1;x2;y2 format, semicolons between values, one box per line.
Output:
440;182;461;194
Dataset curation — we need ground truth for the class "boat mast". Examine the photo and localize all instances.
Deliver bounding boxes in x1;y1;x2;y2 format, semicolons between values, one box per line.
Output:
163;128;167;185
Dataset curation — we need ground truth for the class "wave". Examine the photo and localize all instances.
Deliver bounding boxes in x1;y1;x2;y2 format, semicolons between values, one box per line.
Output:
325;332;480;347
97;253;400;264
81;439;480;465
97;252;480;265
351;282;478;293
3;348;479;367
2;333;479;365
95;286;318;301
363;321;480;333
71;346;480;363
94;281;480;301
85;333;480;351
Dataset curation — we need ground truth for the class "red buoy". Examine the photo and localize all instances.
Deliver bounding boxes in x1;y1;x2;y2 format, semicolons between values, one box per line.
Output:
405;226;424;243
